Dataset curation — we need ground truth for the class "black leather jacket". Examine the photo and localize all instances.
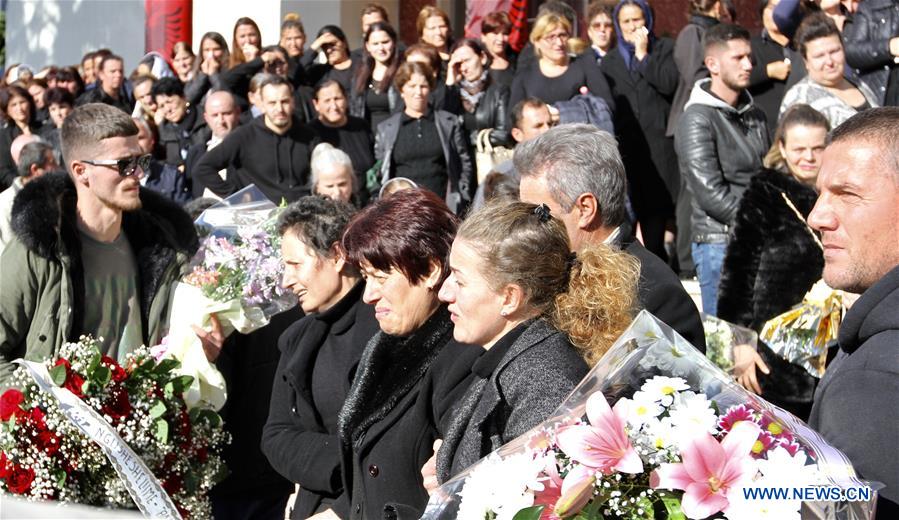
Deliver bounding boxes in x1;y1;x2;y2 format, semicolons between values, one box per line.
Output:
374;110;475;214
449;81;511;147
675;80;769;243
842;0;899;105
349;84;401;121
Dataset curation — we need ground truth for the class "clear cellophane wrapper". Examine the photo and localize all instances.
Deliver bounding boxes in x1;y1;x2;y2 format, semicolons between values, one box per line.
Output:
423;311;878;520
163;186;297;410
702;314;759;375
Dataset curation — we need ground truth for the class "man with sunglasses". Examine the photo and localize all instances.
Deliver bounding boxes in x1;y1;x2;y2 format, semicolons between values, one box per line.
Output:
0;103;198;386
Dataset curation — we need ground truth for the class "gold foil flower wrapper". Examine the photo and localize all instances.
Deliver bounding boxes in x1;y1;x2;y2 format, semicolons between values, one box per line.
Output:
760;280;843;378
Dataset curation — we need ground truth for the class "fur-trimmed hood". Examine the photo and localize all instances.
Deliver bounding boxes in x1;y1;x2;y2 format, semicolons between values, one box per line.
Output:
11;171;197;260
7;171;198;343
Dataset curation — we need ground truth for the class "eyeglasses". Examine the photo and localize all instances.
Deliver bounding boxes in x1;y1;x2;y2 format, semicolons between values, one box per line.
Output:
590;22;613;29
542;32;570;43
81;154;152;177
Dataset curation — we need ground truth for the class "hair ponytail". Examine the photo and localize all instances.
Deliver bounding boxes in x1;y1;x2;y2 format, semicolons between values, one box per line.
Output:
458;202;639;365
552;244;639;365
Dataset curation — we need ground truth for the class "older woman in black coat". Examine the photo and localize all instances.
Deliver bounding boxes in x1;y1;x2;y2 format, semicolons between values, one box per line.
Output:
331;188;481;520
429;202;640;484
261;197;379;519
600;0;679;261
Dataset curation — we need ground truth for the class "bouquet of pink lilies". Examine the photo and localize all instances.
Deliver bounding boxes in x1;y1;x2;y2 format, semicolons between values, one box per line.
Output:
423;311;877;520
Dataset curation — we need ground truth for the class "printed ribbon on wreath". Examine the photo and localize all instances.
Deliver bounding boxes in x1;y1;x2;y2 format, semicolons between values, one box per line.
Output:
15;359;182;519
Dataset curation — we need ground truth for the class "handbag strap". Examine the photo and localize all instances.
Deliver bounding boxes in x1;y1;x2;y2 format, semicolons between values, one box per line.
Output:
780;191;823;251
477;128;494;153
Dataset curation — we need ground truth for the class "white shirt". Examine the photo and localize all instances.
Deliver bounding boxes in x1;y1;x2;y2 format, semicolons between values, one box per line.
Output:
0;178;25;256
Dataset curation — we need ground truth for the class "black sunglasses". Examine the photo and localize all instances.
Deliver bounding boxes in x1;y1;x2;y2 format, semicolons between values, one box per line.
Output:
81;154;152;177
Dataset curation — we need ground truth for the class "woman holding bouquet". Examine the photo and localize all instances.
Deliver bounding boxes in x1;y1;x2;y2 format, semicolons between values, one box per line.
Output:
332;188;482;520
432;201;640;485
262;196;380;519
717;104;828;420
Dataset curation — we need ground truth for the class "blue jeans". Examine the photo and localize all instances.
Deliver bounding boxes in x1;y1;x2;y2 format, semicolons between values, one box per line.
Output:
692;242;727;316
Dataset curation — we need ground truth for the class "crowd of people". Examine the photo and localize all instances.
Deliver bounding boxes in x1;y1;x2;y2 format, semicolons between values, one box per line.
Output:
0;0;897;519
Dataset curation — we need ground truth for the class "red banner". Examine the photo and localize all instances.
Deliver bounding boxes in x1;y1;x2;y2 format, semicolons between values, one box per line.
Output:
508;0;529;52
465;0;511;38
145;0;192;62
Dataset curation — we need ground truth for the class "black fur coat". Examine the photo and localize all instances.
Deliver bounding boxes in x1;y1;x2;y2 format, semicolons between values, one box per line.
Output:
717;168;823;418
718;167;823;329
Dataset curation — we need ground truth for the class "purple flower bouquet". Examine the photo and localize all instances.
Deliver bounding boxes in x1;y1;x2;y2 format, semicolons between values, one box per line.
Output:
163;186;297;410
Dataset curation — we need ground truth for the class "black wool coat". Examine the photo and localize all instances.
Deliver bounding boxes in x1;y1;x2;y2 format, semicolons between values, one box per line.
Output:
601;38;680;213
210;307;302;509
334;306;482;520
261;283;379;519
748;34;806;141
618;235;706;352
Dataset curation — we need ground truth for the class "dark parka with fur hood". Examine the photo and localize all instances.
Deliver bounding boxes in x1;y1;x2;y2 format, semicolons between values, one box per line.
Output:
0;172;198;384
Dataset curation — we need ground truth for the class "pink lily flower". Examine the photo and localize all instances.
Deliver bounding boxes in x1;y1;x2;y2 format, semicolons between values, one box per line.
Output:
556;392;644;475
650;421;761;519
554;464;596;518
532;454;564;520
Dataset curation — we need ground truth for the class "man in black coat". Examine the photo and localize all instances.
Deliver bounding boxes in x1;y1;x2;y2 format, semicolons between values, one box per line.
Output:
193;76;317;204
517;123;706;351
75;54;134;113
185;90;242;199
806;108;899;519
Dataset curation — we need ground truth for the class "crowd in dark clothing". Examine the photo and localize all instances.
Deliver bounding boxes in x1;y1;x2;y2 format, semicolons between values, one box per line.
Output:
1;1;898;519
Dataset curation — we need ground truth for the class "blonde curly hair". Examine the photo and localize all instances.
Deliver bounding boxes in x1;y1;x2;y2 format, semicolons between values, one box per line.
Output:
457;201;639;365
553;244;639;365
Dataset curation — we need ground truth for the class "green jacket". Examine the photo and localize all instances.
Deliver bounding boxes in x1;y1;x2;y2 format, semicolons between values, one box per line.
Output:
0;173;198;385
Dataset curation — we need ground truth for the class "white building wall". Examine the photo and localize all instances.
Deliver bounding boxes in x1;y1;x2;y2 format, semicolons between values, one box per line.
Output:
192;0;400;55
6;0;147;70
192;0;283;50
3;0;404;72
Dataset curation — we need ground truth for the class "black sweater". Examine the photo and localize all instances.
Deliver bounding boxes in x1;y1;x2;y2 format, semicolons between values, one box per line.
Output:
193;116;318;203
509;55;614;112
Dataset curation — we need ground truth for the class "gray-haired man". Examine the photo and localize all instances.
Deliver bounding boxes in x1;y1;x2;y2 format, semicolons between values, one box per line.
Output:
517;123;706;350
0;141;58;253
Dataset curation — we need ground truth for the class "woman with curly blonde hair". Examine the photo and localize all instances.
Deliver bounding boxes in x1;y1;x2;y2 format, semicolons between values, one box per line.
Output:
428;200;639;487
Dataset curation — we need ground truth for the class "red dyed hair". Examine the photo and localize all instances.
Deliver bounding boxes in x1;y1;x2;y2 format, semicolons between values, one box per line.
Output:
341;188;458;284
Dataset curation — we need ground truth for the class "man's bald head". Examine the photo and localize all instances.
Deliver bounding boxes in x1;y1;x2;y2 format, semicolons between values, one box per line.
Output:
10;134;43;165
204;90;240;140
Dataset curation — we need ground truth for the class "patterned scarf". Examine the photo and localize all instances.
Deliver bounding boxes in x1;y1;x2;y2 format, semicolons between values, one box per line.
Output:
459;71;489;113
